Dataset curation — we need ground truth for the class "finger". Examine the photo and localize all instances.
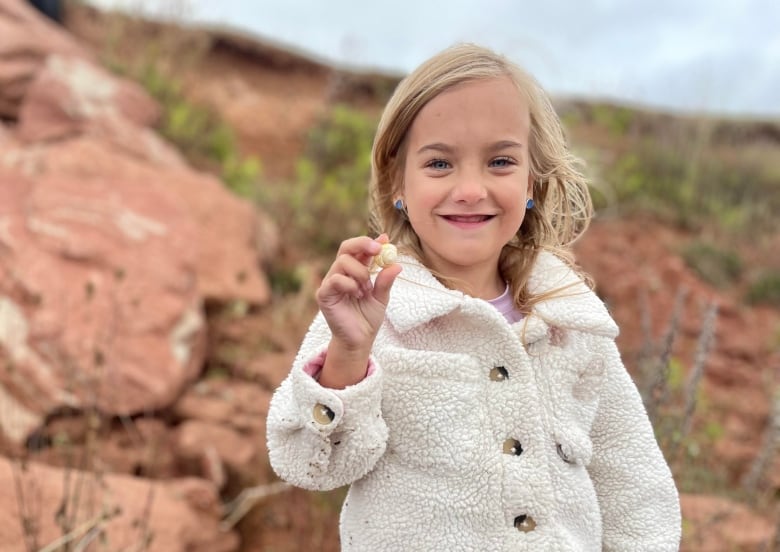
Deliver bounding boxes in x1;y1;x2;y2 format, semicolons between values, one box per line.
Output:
327;252;373;285
371;263;402;306
336;236;382;265
316;273;364;305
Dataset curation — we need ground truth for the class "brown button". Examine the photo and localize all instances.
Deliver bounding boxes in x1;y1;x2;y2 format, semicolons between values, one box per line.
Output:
312;403;335;425
556;443;574;464
502;439;523;456
514;514;537;532
489;366;509;381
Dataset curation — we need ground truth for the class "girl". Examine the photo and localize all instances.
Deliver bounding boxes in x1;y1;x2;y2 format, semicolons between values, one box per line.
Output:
266;43;681;551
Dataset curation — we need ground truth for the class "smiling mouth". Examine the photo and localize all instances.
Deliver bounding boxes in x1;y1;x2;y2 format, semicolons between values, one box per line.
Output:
442;214;495;223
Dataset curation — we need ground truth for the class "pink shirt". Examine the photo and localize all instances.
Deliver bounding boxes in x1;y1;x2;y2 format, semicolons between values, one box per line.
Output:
487;284;525;324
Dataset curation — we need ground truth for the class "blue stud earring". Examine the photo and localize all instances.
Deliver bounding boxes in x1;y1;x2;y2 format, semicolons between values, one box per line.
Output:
526;198;535;210
394;199;404;211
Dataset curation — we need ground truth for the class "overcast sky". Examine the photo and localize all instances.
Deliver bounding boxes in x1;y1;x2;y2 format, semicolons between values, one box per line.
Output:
87;0;780;118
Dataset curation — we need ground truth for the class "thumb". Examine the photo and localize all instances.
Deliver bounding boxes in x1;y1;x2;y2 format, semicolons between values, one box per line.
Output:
372;263;402;306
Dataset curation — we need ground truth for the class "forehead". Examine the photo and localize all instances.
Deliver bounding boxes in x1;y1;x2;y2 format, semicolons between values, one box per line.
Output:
408;77;531;146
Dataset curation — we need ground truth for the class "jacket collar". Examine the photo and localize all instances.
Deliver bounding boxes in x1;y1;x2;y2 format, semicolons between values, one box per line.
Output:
385;252;618;340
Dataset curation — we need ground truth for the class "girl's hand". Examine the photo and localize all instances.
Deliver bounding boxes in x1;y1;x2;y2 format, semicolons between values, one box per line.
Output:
315;235;401;388
316;234;402;354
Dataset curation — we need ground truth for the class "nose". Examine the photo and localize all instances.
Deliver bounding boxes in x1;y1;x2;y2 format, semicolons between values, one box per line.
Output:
451;169;487;203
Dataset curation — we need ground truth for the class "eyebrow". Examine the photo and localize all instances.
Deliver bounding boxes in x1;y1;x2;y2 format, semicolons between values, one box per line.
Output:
415;142;455;155
490;140;524;151
415;140;524;155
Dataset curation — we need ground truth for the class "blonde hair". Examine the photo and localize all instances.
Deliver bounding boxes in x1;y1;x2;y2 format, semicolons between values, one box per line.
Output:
369;43;593;310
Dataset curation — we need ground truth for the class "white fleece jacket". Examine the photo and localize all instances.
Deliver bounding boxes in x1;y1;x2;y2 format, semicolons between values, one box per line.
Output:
266;252;681;551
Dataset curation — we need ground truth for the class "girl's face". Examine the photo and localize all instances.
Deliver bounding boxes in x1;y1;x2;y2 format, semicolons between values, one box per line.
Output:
401;76;533;298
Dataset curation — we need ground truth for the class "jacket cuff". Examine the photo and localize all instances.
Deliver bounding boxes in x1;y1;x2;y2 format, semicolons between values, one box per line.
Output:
291;351;383;439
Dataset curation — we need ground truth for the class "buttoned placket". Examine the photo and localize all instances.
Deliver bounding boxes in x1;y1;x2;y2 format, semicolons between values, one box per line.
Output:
489;349;537;534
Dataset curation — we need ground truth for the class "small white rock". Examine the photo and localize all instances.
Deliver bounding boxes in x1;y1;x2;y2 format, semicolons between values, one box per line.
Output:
373;243;398;269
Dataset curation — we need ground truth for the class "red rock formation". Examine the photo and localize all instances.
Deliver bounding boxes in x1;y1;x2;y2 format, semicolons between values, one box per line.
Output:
0;2;278;548
0;0;93;119
0;0;273;450
17;53;161;142
0;457;240;552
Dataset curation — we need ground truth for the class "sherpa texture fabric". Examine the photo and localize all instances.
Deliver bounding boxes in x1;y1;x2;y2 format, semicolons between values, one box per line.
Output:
266;252;681;551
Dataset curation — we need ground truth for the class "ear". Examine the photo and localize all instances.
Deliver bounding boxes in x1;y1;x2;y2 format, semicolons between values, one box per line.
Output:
526;173;534;199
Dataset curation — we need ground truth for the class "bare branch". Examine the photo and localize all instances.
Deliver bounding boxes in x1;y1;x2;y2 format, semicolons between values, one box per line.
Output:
220;482;291;531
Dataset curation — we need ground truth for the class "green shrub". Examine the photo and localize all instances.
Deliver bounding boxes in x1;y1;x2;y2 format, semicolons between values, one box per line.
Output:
746;272;780;307
591;103;635;136
681;241;743;287
599;135;780;236
220;152;262;198
600;145;697;227
261;104;377;255
111;60;261;198
269;266;304;295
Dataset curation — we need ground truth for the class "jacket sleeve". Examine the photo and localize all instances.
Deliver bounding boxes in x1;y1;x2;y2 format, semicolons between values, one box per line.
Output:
265;313;389;491
588;340;681;551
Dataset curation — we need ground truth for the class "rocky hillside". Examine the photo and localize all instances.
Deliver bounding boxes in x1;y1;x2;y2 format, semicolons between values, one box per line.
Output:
0;1;778;551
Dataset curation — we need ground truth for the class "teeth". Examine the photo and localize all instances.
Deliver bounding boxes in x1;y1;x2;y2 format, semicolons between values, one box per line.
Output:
448;215;489;222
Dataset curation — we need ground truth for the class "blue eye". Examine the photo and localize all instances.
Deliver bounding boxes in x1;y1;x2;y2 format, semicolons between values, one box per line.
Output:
490;156;515;168
426;159;451;170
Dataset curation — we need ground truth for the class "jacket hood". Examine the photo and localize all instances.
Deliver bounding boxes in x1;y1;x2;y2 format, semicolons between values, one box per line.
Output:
384;251;618;340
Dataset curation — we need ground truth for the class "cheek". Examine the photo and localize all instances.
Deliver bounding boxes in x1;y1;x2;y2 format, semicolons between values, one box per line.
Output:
401;163;418;201
500;185;529;227
403;172;436;209
509;206;526;230
500;182;528;208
